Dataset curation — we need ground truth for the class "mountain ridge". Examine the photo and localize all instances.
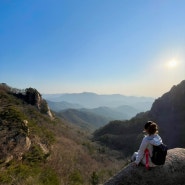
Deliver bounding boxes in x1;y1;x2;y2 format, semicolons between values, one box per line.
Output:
56;108;110;131
43;92;154;110
53;105;140;130
46;93;154;129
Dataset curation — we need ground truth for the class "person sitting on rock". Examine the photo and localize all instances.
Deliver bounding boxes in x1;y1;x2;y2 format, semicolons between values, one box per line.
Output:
131;121;163;167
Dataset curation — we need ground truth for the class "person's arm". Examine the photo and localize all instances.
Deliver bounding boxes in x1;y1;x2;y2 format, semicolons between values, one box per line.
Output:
135;137;148;165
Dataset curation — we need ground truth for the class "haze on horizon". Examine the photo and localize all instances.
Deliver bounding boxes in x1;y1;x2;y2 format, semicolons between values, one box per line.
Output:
1;0;185;98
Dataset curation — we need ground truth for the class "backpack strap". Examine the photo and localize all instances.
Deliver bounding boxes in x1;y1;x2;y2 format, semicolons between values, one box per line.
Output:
145;148;150;169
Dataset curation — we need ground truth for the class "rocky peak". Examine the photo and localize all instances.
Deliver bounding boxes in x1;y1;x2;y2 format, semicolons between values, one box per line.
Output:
150;80;185;116
24;88;53;119
0;84;53;119
148;80;185;148
104;148;185;185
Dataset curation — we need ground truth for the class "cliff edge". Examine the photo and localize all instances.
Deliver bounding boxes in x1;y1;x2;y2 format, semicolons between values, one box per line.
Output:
104;148;185;185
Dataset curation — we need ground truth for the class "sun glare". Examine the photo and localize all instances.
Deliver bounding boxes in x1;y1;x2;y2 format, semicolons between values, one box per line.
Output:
167;59;178;68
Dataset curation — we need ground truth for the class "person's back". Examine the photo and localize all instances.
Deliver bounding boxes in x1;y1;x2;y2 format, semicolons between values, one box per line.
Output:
131;121;163;167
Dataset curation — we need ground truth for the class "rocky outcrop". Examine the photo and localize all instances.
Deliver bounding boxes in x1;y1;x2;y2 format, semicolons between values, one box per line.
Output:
104;148;185;185
0;84;53;119
0;119;31;163
148;80;185;148
24;88;53;119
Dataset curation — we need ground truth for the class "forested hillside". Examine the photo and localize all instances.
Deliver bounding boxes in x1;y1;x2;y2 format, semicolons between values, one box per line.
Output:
53;106;139;130
56;108;110;131
1;80;184;184
0;83;125;185
93;80;185;157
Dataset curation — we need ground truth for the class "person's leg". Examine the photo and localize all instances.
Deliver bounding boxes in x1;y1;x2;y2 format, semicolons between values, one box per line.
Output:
131;152;138;162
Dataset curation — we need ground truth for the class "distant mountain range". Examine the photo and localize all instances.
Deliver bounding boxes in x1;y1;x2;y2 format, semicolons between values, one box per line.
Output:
44;93;154;129
43;92;154;110
47;100;83;111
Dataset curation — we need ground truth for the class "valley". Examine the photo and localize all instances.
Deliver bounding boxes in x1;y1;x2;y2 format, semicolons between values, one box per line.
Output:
0;80;185;185
44;92;154;130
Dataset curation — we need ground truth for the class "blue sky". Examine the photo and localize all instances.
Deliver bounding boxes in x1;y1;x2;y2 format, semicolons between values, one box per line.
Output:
1;0;185;97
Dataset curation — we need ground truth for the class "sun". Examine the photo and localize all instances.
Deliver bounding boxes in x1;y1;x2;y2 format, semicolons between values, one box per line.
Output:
167;59;178;68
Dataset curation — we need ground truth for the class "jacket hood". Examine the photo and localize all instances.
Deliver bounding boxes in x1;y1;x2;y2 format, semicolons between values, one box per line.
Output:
146;134;162;146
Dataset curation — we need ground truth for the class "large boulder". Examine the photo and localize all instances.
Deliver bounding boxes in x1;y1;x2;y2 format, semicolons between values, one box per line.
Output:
104;148;185;185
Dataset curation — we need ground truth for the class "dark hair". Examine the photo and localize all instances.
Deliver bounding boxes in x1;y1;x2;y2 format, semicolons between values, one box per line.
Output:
144;121;158;135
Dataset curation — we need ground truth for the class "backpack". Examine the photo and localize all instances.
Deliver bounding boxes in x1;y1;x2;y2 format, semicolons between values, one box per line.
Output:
151;143;168;165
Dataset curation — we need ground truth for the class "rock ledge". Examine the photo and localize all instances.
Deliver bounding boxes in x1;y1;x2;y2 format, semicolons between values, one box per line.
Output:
104;148;185;185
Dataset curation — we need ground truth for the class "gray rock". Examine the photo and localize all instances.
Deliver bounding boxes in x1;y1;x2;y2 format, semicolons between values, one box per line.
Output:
104;148;185;185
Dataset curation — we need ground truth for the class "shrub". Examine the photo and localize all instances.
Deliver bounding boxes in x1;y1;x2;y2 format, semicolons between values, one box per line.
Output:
0;105;26;122
23;145;48;164
91;171;99;185
69;170;83;185
39;167;60;185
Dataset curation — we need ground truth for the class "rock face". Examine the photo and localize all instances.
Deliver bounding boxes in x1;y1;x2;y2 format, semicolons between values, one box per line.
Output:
0;119;31;163
24;88;53;119
104;148;185;185
149;80;185;148
0;84;53;119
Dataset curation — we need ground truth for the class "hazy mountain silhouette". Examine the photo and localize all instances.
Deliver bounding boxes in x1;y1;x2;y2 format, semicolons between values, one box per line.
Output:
43;92;154;110
53;105;140;130
45;93;154;129
47;100;83;112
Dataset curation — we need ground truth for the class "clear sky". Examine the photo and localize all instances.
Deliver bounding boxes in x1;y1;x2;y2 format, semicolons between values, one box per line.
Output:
1;0;185;98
